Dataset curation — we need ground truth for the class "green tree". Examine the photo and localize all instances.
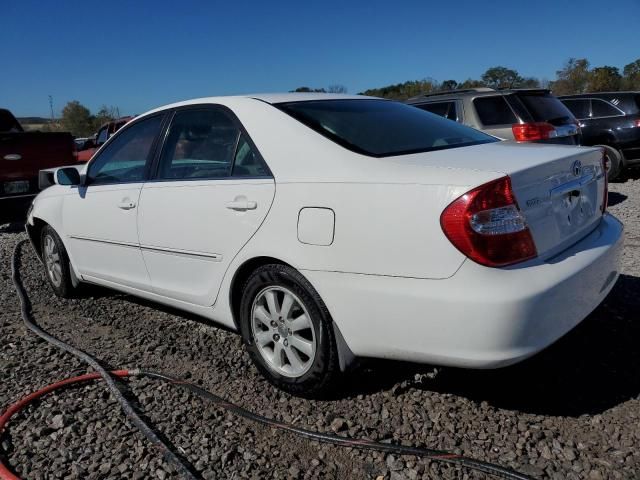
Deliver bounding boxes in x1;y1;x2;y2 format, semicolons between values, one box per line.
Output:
588;66;622;92
360;78;438;100
622;58;640;90
92;105;118;131
291;86;327;93
60;101;93;136
440;79;458;91
327;84;347;93
518;77;542;88
457;78;487;89
481;66;523;89
551;58;590;95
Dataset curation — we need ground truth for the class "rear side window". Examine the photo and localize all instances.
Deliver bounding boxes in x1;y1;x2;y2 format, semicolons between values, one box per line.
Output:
88;115;163;185
158;109;239;180
276;99;496;157
591;99;624;118
232;134;269;177
414;101;457;121
514;92;575;125
561;99;590;119
473;96;517;126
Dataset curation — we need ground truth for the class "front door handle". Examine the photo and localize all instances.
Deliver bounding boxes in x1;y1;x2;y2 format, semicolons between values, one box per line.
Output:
226;196;257;211
117;200;136;210
3;154;22;161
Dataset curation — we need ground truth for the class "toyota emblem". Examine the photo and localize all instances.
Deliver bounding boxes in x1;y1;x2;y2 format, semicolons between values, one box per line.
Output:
572;160;582;177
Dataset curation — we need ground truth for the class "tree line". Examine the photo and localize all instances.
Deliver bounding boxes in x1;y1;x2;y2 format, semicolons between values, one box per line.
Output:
44;56;640;137
357;57;640;100
41;101;122;137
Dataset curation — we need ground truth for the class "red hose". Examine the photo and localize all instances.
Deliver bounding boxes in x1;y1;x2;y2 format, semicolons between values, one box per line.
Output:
0;370;131;480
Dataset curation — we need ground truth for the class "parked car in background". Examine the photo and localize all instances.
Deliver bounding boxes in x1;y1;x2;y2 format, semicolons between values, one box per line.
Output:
0;108;75;224
74;137;91;150
76;116;133;162
406;88;581;145
559;92;640;180
27;94;621;396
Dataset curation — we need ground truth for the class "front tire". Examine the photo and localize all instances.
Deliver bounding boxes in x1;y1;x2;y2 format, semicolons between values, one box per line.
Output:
239;264;339;397
40;225;77;298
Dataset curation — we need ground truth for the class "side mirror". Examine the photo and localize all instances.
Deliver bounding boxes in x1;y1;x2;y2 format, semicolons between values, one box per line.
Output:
56;167;82;186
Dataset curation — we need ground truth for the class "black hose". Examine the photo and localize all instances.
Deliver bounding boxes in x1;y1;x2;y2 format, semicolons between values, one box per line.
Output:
11;240;198;480
10;239;536;480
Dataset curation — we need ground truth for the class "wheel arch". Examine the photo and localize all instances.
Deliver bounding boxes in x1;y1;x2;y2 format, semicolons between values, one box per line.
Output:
228;255;356;371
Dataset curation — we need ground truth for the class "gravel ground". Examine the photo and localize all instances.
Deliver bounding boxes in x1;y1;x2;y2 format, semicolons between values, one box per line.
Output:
1;172;639;480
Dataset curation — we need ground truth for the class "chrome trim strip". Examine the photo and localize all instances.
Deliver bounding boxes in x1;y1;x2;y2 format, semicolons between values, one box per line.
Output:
69;235;139;249
69;235;222;261
141;244;222;261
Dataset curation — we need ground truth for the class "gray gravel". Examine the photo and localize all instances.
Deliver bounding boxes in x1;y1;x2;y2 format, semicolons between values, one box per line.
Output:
1;172;640;480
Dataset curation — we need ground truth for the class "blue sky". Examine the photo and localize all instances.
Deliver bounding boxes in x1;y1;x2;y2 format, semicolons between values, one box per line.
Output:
2;0;639;117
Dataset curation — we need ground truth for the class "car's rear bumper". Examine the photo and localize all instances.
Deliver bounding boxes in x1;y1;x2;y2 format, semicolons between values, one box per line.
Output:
302;214;624;368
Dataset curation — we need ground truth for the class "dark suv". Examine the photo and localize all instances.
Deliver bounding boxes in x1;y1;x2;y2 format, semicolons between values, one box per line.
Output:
406;88;580;145
559;92;640;180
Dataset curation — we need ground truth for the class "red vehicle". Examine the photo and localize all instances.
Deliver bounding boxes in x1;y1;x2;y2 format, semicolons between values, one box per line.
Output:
76;116;133;162
0;108;76;224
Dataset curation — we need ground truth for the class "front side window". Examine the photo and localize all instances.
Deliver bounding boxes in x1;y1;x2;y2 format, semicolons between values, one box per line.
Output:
591;99;624;118
473;96;518;126
414;101;457;121
87;114;163;185
276;99;495;157
561;99;590;119
158;109;240;180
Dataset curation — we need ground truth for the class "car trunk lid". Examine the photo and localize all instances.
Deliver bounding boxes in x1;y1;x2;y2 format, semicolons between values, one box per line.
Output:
509;146;606;260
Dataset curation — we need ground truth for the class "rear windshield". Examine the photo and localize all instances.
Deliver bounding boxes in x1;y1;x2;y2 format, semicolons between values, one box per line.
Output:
0;109;23;132
514;92;575;125
275;99;496;157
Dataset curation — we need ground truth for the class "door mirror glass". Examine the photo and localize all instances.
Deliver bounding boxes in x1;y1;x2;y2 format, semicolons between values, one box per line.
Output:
56;167;82;186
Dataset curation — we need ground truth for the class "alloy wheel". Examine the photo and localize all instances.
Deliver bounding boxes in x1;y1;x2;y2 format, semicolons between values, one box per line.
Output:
251;286;317;378
43;234;62;288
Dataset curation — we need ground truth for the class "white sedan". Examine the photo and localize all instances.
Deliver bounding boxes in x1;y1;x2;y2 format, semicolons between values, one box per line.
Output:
27;93;623;395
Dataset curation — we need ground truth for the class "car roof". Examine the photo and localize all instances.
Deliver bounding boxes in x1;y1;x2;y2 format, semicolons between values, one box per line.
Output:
140;93;380;117
406;88;550;103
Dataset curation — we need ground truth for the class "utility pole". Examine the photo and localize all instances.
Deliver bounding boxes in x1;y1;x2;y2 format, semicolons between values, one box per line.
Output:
48;95;54;122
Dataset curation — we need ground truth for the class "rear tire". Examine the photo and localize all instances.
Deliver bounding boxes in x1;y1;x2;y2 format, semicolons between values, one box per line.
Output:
600;145;623;182
239;264;339;397
40;225;77;298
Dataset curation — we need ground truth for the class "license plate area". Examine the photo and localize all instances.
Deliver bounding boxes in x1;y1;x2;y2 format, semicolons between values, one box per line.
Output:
550;171;599;233
3;180;31;194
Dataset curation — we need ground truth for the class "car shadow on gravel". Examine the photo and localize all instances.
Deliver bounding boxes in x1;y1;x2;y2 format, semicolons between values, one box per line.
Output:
340;274;640;417
607;191;627;207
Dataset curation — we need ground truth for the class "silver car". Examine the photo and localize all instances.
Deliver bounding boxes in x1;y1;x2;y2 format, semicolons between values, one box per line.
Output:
406;88;581;145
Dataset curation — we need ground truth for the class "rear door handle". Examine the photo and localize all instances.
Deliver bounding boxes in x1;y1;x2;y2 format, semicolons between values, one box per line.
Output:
117;200;136;210
226;197;257;211
3;154;21;161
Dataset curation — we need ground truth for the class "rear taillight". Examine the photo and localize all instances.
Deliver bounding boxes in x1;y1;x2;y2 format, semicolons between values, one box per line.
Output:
601;151;609;213
635;119;640;128
440;176;537;267
512;122;555;142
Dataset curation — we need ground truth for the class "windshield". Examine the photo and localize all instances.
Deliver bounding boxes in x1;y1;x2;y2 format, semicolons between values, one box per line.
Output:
275;99;497;157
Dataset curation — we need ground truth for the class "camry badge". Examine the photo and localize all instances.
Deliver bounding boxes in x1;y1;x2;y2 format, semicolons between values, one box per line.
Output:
572;160;582;177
